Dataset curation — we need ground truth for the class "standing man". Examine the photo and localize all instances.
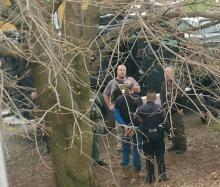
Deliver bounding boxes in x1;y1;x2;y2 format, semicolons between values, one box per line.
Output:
160;67;187;154
114;79;143;180
103;64;140;152
90;96;107;166
137;90;169;183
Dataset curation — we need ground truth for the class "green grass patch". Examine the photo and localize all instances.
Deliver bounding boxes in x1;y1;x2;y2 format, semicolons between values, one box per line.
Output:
185;0;217;12
210;118;220;132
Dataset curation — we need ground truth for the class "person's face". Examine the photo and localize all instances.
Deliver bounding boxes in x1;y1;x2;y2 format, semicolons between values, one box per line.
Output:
117;65;126;79
165;69;174;81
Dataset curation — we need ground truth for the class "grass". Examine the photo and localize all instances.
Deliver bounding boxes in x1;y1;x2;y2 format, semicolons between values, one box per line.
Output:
209;118;220;132
185;0;217;12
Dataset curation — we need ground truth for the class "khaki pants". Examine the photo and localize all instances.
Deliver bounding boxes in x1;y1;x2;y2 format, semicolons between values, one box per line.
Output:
171;113;187;150
115;122;123;151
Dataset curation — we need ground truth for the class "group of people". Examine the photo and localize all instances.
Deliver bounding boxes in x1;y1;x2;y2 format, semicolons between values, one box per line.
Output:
100;64;187;183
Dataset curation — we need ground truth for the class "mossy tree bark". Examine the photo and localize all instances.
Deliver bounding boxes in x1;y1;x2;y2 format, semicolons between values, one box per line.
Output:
0;0;99;186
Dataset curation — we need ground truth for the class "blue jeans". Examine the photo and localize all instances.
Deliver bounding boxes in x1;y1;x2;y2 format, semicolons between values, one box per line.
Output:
121;131;142;171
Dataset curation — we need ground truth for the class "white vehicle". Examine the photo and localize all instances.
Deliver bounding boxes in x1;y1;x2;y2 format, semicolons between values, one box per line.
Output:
177;17;220;44
141;93;161;105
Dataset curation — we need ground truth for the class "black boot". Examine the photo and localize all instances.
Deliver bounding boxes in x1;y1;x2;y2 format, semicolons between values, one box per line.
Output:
167;145;178;152
159;173;168;182
145;159;155;183
200;114;207;123
157;157;167;182
145;175;155;183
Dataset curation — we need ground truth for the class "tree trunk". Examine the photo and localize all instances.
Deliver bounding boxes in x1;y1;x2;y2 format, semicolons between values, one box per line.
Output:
27;1;99;186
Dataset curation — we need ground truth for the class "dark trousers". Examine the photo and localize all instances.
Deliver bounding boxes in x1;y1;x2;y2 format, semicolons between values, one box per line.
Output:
143;136;166;182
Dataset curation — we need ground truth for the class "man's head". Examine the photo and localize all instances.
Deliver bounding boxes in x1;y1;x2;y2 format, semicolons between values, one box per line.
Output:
164;67;175;81
146;90;156;102
124;79;134;92
117;64;126;79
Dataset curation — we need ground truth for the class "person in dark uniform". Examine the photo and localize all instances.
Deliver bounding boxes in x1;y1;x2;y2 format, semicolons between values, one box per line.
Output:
137;90;169;183
114;79;143;180
160;67;187;154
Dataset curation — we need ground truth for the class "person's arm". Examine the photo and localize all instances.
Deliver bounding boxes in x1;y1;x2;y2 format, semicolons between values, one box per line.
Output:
129;77;140;93
159;107;170;133
133;85;140;93
103;81;115;111
134;107;143;127
114;108;126;125
103;94;114;111
138;97;143;107
160;82;166;106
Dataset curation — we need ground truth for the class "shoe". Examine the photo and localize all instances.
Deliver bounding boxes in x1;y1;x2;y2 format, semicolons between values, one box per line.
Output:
96;160;107;166
167;146;178;152
211;109;218;118
175;149;186;154
122;166;130;179
139;169;146;178
200;114;207;123
130;168;141;184
145;175;155;184
158;174;168;182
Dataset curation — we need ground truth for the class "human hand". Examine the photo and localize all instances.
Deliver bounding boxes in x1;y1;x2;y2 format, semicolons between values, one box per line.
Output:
31;91;38;100
108;104;115;111
125;127;134;137
177;109;184;116
33;106;38;113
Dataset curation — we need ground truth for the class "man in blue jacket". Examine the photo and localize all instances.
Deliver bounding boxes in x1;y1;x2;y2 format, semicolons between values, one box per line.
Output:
114;79;143;181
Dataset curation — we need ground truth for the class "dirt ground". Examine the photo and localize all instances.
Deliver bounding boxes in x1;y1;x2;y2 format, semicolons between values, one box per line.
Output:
94;114;220;187
3;113;220;187
2;126;55;187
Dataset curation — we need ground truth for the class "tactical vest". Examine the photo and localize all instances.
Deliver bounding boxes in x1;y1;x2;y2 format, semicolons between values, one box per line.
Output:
110;78;126;102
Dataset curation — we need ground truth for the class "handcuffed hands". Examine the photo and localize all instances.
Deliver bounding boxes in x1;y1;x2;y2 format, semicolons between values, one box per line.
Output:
124;127;134;137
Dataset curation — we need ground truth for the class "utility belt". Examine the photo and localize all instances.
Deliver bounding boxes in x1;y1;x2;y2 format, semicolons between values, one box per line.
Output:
142;127;160;133
142;127;164;140
147;128;158;133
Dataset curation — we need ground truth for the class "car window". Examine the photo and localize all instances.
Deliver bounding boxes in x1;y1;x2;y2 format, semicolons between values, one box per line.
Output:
194;24;220;35
99;14;123;26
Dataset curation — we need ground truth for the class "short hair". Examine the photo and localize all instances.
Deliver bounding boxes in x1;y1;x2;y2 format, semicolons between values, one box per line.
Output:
146;90;156;101
124;79;134;91
117;64;126;70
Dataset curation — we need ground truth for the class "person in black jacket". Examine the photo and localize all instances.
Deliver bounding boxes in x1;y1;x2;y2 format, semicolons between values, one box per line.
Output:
103;64;140;152
137;90;169;183
114;79;143;180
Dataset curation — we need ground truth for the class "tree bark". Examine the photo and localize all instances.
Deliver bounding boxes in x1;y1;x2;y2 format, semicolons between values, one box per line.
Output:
19;1;99;186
